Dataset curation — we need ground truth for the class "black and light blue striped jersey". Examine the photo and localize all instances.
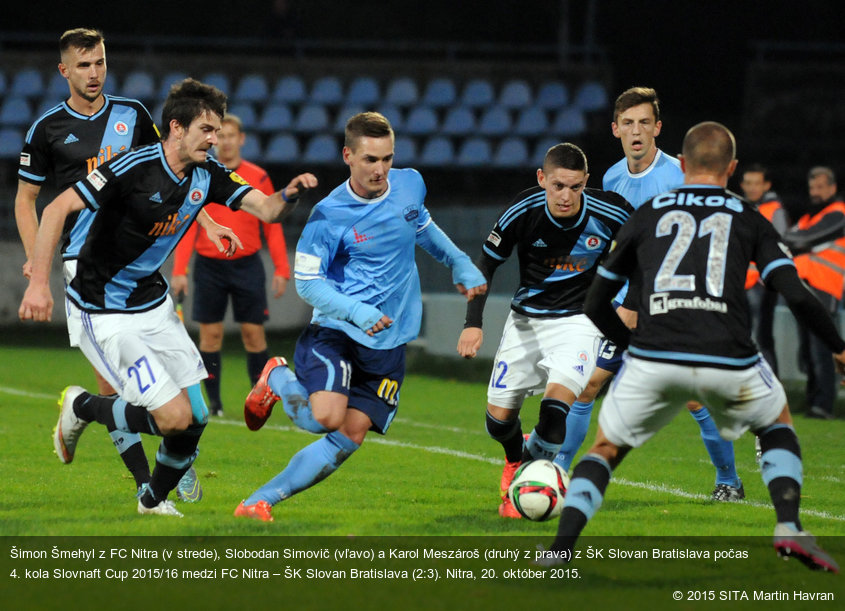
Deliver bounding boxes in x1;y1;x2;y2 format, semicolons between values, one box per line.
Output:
17;94;159;258
482;186;633;317
67;142;253;313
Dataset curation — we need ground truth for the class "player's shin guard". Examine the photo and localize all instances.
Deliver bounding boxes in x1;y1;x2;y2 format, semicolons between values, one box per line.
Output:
551;454;612;553
245;431;360;506
140;421;205;507
485;411;523;463
524;398;570;461
689;404;740;486
758;423;803;530
268;366;329;434
554;400;594;472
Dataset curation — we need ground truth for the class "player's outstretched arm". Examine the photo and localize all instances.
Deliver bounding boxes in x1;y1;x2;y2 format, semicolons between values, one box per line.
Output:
196;209;242;257
239;173;318;223
18;188;85;322
416;221;487;298
14;180;41;279
295;277;393;336
457;327;483;358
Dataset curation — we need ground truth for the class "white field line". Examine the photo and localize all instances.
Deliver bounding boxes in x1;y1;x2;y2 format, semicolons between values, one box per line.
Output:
5;385;843;522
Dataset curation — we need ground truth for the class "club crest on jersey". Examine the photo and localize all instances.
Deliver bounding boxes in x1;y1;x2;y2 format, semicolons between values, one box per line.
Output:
114;121;129;136
229;171;249;186
487;231;502;247
585;236;602;250
403;205;419;222
87;169;107;191
189;188;205;204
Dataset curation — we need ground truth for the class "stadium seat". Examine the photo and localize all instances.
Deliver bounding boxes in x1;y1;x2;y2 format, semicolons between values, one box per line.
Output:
310;76;344;106
35;98;63;118
227;103;258;131
239;135;262;161
121;71;156;102
345;76;380;107
457;136;493;167
103;74;120;97
421;78;457;109
264;133;300;164
477;106;512;137
531;137;560;167
384;77;419;108
46;71;68;99
419;136;455;166
513;106;549;138
460;79;495;109
257;103;294;133
9;68;44;99
535;80;570;110
498;79;533;110
158;72;188;100
303;134;338;163
404;106;439;136
201;72;231;96
0;97;32;128
573;81;608;112
333;105;365;133
493;137;529;168
440;106;476;137
393;135;417;166
272;75;307;105
551;107;587;137
234;74;270;104
0;127;23;159
376;105;404;131
151;101;165;127
293;104;330;134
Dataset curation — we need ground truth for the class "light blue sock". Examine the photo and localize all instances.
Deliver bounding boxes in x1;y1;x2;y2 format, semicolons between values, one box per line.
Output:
525;429;563;461
246;431;360;505
553;400;594;472
689;405;740;487
268;365;329;434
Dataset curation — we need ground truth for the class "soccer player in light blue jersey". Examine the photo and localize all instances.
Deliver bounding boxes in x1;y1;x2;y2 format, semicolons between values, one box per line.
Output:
236;112;487;522
554;87;744;502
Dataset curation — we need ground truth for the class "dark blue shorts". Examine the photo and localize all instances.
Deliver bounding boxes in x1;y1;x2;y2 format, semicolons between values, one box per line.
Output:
595;338;624;374
293;325;405;435
191;253;268;324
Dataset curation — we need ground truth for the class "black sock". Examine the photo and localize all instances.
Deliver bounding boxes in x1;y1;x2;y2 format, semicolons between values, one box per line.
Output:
74;393;160;435
200;351;222;405
759;426;803;530
553;457;612;550
145;423;205;504
246;350;269;385
485;411;523;463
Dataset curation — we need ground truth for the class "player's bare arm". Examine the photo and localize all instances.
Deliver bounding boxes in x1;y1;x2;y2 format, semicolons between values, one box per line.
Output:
195;208;242;256
239;172;318;223
457;326;483;358
14;180;42;278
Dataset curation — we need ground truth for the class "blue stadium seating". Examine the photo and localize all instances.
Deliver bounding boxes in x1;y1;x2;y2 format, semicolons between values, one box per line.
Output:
393;135;418;166
0;97;32;128
460;79;495;109
573;80;608;111
264;133;299;164
419;136;455;166
440;106;476;137
310;76;344;106
36;98;63;118
498;79;533;110
234;74;270;103
513;106;549;138
333;105;364;133
531;137;560;167
551;107;587;137
384;77;419;108
477;106;512;137
376;105;404;131
293;104;330;133
493;137;529;168
272;75;307;105
158;72;187;100
421;78;456;109
201;72;231;96
535;81;569;110
457;136;493;167
9;68;44;99
227;103;258;131
46;71;68;99
121;71;156;102
345;76;380;106
404;106;439;136
303;134;338;163
257;103;294;133
0;127;23;159
239;135;262;161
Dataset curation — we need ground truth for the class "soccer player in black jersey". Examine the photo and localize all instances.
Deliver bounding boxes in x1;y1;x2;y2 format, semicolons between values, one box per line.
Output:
457;143;633;518
19;78;318;516
542;122;843;573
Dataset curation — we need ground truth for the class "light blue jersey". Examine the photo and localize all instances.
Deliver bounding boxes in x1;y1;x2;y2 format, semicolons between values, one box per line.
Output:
602;149;683;209
294;168;432;350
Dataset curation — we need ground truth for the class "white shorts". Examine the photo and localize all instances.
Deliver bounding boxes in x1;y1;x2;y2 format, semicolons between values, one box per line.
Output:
76;295;207;410
487;311;601;410
599;354;787;448
63;260;81;347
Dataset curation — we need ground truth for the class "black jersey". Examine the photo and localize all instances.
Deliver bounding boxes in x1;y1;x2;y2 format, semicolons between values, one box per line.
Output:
67;143;253;313
599;185;794;367
481;186;632;317
18;95;159;256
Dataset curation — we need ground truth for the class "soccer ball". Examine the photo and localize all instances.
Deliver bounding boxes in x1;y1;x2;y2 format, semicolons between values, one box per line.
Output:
508;459;570;521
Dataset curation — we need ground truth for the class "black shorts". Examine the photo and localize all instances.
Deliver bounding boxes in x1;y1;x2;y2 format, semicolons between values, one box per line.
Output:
191;253;269;324
293;325;406;435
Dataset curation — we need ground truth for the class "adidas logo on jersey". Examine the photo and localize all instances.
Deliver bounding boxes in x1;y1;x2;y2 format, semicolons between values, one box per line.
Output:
149;192;163;203
532;238;548;247
64;133;79;145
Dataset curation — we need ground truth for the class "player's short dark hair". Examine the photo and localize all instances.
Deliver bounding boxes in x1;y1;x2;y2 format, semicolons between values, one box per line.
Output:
160;78;227;139
543;143;588;174
808;166;836;185
344;111;394;150
742;163;771;182
59;28;104;55
682;121;736;174
613;86;661;123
